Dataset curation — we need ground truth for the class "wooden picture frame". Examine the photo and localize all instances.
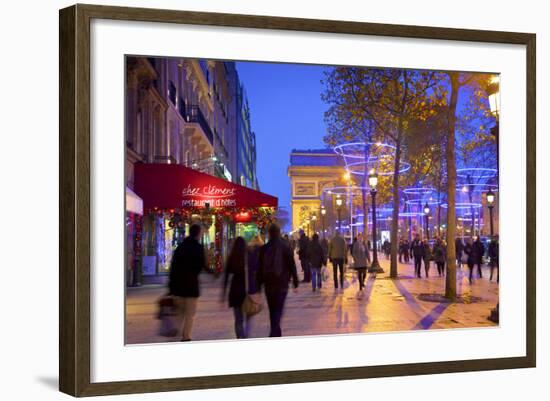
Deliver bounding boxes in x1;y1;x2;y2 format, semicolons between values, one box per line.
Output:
59;3;536;397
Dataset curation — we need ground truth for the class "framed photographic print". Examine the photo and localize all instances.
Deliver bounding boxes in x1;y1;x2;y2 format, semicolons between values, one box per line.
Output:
59;3;536;397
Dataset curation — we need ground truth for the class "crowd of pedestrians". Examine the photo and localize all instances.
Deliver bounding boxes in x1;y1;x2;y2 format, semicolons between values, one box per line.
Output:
166;223;498;342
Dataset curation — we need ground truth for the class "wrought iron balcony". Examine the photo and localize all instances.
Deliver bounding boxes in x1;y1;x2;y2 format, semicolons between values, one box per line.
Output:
183;105;214;146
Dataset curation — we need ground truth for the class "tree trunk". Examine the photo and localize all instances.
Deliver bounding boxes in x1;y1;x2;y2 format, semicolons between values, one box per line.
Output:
445;73;459;301
390;140;401;278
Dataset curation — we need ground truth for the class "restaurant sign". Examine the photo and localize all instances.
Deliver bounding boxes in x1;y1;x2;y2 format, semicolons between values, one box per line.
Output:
181;184;237;207
134;163;277;210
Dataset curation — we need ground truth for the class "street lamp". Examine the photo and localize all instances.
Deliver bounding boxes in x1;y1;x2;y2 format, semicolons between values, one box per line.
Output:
336;195;343;232
321;206;326;238
423;202;430;240
487;75;500;118
486;189;495;238
368;169;383;273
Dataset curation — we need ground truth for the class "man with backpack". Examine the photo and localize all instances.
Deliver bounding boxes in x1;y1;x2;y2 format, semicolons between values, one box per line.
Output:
257;224;299;337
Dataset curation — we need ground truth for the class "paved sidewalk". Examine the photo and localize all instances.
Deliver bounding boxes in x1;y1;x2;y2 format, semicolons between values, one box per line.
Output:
125;257;498;344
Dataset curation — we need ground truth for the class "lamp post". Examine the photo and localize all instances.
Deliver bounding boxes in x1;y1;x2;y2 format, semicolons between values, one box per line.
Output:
368;169;383;273
486;189;495;238
336;195;343;232
423;202;430;240
321;206;326;238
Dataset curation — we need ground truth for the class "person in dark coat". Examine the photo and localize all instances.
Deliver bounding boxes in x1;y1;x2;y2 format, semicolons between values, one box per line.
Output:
410;234;425;278
403;239;411;263
432;237;446;277
383;240;391;259
328;230;347;291
298;231;311;283
488;235;499;282
256;224;299;337
320;236;329;259
222;235;263;339
472;236;485;278
168;224;206;341
307;233;326;292
455;237;465;269
464;238;475;284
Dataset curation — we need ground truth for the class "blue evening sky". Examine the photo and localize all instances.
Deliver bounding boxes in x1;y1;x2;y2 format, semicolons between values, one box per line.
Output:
236;62;328;224
235;62;493;231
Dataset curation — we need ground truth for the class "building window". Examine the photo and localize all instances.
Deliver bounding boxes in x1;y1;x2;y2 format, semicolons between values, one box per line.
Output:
178;96;186;119
168;81;177;105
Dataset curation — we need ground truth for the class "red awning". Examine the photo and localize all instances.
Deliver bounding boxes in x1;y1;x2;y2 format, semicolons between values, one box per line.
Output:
133;163;277;211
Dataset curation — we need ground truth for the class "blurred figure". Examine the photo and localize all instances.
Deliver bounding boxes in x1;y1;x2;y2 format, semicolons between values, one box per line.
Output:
488;235;499;282
328;230;347;291
352;232;369;296
320;235;329;260
222;235;263;339
464;238;475;284
298;231;311;283
433;237;446;277
410;234;425;278
472;236;485;279
403;239;411;263
455;237;465;269
289;235;296;253
257;224;299;337
168;224;206;341
423;239;432;277
307;233;326;292
383;239;391;259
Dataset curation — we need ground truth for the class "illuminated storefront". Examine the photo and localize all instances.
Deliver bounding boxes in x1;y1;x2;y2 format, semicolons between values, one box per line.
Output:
130;163;277;284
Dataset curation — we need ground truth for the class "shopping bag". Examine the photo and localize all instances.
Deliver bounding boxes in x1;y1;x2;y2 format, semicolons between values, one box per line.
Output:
157;295;178;337
242;293;263;317
321;266;329;281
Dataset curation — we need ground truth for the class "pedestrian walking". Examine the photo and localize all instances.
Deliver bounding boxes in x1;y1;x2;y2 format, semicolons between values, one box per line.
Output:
455;237;465;269
328;230;347;291
403;239;411;263
168;224;207;341
256;224;299;337
488;235;499;282
423;239;432;277
410;234;425;278
289;235;296;253
433;237;446;277
298;231;311;283
472;236;485;278
383;239;391;259
352;233;369;296
221;235;263;339
464;238;475;284
307;233;326;292
320;236;329;259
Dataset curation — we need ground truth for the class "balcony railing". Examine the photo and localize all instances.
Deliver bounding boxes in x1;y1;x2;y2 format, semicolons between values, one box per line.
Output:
184;105;214;146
